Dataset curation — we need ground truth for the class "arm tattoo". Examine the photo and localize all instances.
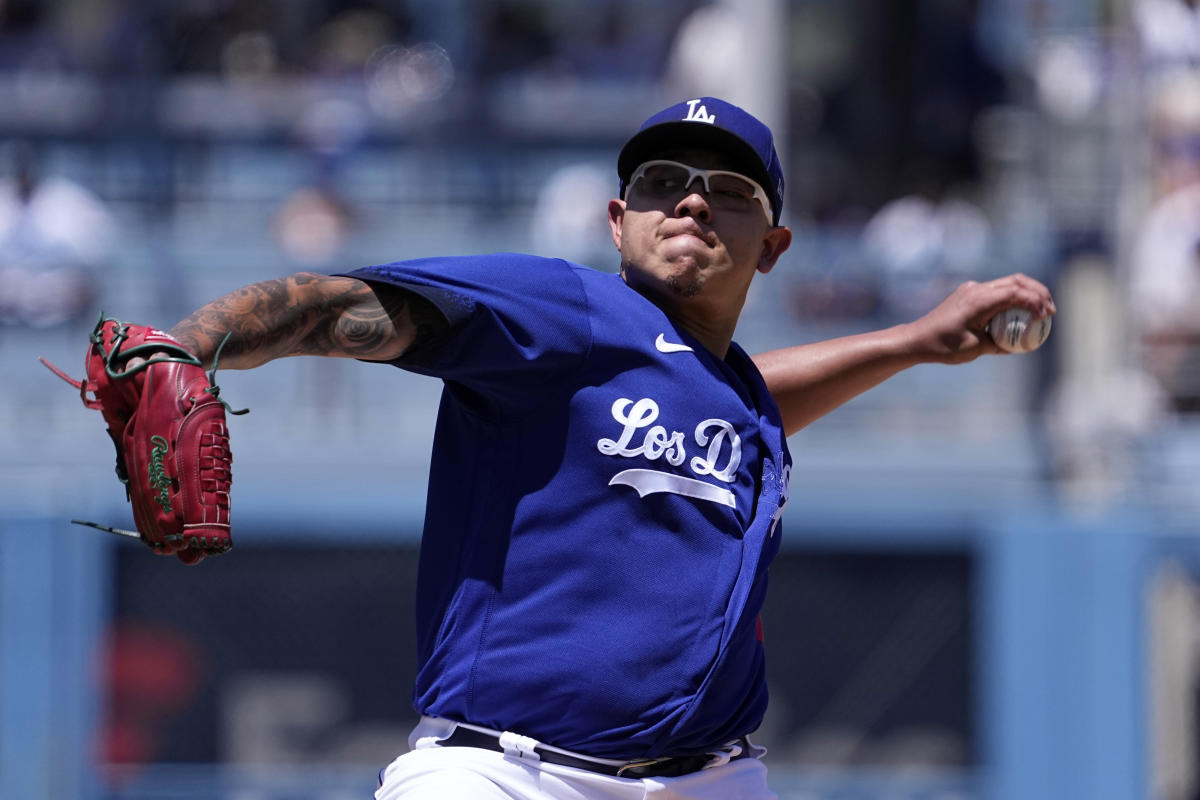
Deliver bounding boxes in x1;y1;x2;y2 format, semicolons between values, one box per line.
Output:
333;282;447;358
169;273;448;369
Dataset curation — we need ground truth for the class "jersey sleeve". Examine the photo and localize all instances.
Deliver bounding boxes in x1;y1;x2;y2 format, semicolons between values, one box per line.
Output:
339;253;593;408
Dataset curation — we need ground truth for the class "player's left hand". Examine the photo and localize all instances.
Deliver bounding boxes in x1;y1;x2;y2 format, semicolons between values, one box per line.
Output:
41;315;240;564
903;273;1056;364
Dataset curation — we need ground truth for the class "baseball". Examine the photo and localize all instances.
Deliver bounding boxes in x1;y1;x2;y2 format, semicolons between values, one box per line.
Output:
987;307;1051;353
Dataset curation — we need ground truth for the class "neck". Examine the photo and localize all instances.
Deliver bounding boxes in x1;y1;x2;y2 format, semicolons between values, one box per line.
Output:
673;308;738;358
631;284;743;358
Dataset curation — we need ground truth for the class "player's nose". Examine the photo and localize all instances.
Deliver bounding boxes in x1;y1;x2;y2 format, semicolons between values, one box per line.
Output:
676;181;712;223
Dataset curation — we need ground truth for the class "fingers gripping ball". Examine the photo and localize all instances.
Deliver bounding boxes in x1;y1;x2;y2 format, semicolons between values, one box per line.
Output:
987;308;1052;353
41;316;243;564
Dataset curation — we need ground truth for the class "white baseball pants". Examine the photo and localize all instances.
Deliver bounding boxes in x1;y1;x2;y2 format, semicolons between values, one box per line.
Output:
375;717;777;800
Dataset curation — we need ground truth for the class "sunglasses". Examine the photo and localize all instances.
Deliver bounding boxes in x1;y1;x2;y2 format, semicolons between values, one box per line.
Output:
627;160;773;224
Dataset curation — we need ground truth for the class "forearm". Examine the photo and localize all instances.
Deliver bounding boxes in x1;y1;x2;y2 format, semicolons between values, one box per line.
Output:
169;272;438;369
756;274;1056;435
754;325;924;435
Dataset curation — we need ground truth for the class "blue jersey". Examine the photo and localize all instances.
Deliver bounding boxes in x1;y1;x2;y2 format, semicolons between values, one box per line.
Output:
342;254;791;759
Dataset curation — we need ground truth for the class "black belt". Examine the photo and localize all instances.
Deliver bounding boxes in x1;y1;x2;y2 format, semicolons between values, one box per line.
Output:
437;725;749;779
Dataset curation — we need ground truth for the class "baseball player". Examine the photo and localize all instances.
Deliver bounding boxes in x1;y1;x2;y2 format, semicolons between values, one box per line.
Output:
140;97;1054;798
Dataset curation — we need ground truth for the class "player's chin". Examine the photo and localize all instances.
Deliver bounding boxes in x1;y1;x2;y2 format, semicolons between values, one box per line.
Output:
656;257;705;295
665;274;703;298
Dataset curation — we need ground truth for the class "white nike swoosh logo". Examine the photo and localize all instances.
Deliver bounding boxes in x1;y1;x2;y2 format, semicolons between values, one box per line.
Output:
655;333;694;354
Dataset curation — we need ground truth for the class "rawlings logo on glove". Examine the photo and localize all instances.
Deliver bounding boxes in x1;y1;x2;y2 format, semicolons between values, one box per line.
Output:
41;315;245;565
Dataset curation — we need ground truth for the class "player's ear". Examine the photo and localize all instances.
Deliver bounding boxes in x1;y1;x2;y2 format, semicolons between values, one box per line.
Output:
757;225;792;274
607;199;626;251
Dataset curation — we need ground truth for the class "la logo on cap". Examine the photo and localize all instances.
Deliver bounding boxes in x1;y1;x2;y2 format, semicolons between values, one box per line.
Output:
683;99;716;124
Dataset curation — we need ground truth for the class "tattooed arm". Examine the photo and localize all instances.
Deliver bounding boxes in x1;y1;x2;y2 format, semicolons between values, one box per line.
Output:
168;273;447;369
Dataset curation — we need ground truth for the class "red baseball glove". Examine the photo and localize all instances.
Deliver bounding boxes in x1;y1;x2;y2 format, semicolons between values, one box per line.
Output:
42;315;243;564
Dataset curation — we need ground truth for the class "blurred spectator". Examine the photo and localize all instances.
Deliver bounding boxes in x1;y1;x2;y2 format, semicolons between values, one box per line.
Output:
792;0;1006;221
551;3;671;80
0;142;115;327
476;1;558;80
861;183;994;320
0;0;69;71
1044;255;1171;507
273;159;355;270
474;0;693;87
1134;0;1200;81
273;180;355;270
308;4;413;78
664;1;751;100
784;226;884;322
529;162;614;269
1131;73;1200;413
1031;35;1105;123
1045;363;1170;501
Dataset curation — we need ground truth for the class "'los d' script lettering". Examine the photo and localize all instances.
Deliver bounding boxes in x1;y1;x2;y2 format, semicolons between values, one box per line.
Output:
596;397;741;487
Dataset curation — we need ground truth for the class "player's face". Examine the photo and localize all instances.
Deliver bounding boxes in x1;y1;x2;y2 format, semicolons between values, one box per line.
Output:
608;148;790;324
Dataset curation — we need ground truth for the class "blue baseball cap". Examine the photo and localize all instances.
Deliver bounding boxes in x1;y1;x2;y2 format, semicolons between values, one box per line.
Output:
618;97;785;226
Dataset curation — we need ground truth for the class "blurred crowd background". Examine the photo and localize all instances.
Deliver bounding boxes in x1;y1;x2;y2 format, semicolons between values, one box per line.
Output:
1;0;1199;799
